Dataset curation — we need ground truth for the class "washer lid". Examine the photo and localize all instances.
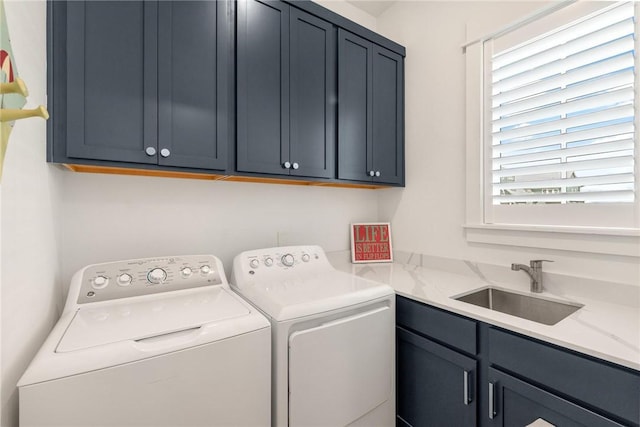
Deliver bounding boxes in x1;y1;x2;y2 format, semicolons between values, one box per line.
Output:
234;270;393;321
57;287;250;352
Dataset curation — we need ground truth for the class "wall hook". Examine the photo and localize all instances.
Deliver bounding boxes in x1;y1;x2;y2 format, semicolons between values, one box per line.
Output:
0;105;49;122
0;77;28;97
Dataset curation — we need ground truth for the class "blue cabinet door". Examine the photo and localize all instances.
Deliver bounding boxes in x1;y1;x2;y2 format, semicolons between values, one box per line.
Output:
372;45;404;185
337;29;372;182
236;0;290;175
289;7;336;179
65;1;158;164
487;368;624;427
157;1;230;170
397;327;477;427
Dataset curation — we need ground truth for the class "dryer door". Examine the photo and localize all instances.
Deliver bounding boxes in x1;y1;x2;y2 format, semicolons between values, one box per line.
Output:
288;305;393;426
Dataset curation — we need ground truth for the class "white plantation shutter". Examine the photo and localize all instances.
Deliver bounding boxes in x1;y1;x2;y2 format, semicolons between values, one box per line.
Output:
490;2;635;206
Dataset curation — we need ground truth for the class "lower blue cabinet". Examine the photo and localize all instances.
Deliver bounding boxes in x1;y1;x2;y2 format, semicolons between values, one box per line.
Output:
397;326;477;426
488;368;625;427
396;296;640;427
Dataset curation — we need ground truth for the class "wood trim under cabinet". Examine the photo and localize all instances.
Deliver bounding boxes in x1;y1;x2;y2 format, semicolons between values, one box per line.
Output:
62;164;386;189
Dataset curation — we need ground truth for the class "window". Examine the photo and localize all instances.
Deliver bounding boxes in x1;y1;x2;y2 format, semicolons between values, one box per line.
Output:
467;1;639;230
490;2;634;207
464;1;639;255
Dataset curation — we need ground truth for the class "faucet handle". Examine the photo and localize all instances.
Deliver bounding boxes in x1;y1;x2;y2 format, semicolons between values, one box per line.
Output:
530;259;553;267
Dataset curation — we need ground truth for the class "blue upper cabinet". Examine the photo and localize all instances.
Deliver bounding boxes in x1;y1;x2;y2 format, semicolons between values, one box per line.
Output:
49;1;231;172
48;0;404;186
236;0;336;179
338;29;404;186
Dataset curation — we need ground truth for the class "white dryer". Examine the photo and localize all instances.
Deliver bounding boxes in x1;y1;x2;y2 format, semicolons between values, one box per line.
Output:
18;255;271;427
232;245;395;427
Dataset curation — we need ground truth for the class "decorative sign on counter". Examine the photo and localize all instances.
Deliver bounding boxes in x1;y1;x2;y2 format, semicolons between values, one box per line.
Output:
350;222;393;263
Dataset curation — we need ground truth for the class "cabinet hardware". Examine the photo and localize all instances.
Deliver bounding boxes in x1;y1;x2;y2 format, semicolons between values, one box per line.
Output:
368;170;375;177
292;162;299;170
283;161;291;169
160;148;170;158
488;382;496;419
375;170;381;177
145;147;157;156
463;370;471;405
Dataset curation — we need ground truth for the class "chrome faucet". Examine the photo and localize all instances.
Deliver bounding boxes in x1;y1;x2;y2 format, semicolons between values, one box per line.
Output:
511;260;553;293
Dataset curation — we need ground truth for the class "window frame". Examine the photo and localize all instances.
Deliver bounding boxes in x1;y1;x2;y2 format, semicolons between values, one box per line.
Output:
464;1;640;257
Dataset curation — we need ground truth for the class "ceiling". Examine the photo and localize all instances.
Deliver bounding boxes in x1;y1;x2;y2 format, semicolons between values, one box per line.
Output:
345;0;397;17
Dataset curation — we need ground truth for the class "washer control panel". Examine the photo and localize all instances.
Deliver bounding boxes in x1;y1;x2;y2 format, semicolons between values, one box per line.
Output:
76;255;224;304
232;245;332;286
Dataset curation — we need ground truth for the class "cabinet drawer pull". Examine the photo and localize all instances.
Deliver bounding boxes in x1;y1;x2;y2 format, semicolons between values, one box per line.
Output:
488;382;496;419
145;147;156;156
463;370;471;405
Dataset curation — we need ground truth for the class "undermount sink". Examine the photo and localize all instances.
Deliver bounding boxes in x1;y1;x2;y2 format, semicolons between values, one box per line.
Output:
453;287;583;326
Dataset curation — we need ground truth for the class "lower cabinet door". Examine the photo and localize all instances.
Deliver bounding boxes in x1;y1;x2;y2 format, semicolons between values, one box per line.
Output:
397;327;476;427
487;368;625;427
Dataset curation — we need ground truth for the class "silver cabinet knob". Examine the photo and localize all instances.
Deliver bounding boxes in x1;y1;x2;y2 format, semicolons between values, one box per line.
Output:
283;161;291;169
292;162;299;170
160;148;170;157
145;147;156;156
375;171;381;177
369;170;375;177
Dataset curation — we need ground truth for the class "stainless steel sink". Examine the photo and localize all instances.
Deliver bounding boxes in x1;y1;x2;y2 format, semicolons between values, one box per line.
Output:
453;287;583;326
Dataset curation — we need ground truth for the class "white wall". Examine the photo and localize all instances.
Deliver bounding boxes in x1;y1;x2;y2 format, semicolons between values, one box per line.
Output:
1;1;62;426
315;0;377;30
375;1;639;285
58;173;379;290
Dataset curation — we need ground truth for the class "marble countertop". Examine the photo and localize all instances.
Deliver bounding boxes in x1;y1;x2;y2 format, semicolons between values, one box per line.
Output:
327;251;640;372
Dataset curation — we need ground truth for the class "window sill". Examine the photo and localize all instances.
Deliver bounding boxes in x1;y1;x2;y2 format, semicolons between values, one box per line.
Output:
463;224;640;257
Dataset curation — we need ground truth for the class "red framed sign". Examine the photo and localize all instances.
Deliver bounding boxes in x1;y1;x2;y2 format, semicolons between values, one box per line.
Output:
350;223;393;263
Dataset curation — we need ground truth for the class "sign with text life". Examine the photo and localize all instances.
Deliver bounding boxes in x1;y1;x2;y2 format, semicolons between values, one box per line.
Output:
350;223;393;263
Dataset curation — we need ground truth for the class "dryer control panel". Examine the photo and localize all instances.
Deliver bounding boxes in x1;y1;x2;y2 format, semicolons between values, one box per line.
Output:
74;255;225;304
232;245;332;287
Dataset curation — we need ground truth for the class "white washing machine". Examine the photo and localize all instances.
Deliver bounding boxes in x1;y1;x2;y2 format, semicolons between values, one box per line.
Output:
18;255;271;427
232;245;395;427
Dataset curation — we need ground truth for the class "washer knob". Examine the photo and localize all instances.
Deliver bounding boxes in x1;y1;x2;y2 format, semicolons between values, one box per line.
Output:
92;276;109;289
249;259;260;269
147;268;167;284
200;265;211;275
302;254;310;262
181;267;193;278
264;257;274;267
281;254;295;267
117;273;133;286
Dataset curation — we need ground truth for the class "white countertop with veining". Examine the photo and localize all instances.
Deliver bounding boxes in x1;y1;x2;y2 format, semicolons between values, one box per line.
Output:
327;250;640;372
